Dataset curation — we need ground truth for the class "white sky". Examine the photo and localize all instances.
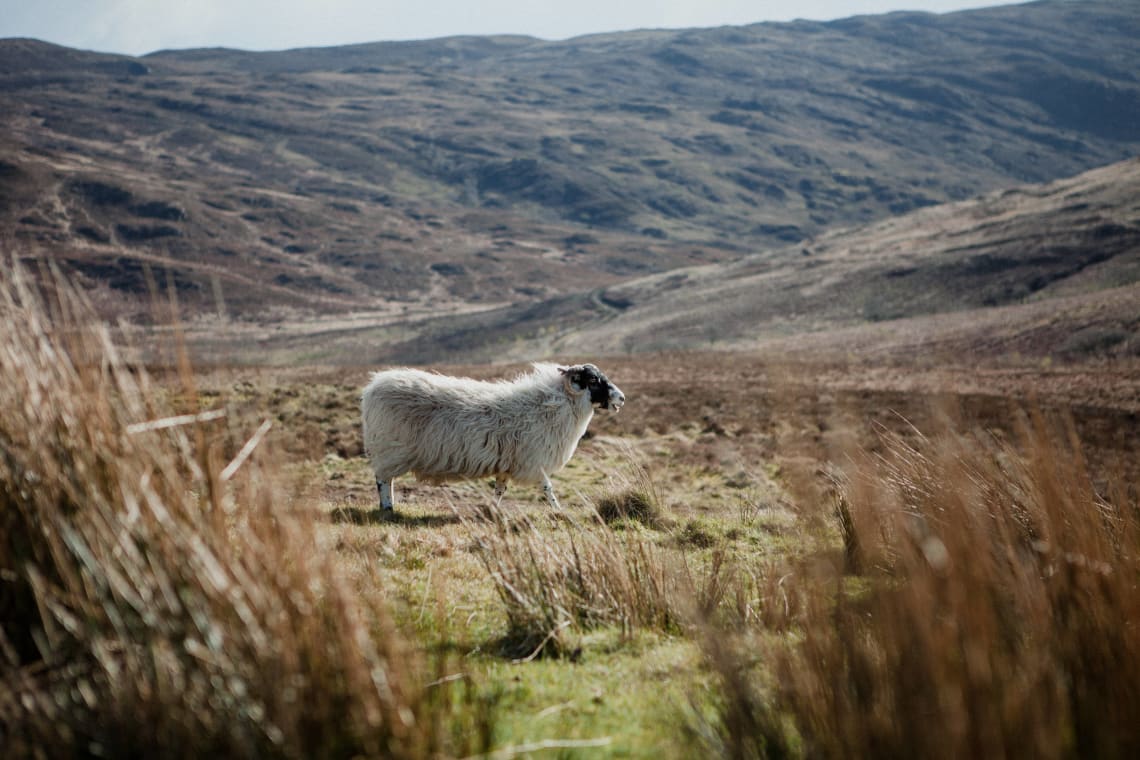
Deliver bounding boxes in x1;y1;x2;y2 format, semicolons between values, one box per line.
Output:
2;0;1028;57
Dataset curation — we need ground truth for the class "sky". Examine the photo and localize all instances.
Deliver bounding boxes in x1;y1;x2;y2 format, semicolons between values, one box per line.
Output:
2;0;1028;57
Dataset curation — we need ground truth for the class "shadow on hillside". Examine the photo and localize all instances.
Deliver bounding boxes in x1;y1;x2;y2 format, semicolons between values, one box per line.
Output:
328;506;461;528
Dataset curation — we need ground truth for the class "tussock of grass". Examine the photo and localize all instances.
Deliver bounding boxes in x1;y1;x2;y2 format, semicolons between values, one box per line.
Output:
591;446;670;529
0;263;489;758
596;488;662;527
676;518;720;549
460;502;702;659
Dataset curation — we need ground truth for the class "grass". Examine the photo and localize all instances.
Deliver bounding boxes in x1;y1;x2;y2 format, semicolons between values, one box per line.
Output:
473;631;707;757
700;414;1140;759
4;260;1139;757
0;263;491;758
592;446;670;529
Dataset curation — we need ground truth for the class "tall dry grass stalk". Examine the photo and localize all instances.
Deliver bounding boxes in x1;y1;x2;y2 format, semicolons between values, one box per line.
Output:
461;500;731;657
706;413;1140;759
0;263;486;758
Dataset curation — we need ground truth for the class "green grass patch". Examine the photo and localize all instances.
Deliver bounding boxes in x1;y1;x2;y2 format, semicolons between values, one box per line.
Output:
470;631;709;758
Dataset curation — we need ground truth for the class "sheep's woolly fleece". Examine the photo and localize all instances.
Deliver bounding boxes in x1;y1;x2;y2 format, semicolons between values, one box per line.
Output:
361;363;624;509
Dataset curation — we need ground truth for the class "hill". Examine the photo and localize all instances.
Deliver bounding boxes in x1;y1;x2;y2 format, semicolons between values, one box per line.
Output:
1;0;1138;327
190;157;1135;365
556;157;1140;360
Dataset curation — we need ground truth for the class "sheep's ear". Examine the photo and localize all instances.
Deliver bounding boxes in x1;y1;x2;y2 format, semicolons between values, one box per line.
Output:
561;367;585;397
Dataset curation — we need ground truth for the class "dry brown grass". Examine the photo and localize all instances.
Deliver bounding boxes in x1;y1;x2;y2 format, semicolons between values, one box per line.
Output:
0;263;490;758
702;411;1140;759
460;501;710;658
457;451;739;660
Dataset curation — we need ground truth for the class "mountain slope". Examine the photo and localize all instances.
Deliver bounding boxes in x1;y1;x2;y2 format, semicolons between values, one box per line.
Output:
288;158;1137;365
1;1;1138;325
569;158;1140;353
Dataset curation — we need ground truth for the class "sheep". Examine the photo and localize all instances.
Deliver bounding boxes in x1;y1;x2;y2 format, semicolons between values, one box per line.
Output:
361;363;625;511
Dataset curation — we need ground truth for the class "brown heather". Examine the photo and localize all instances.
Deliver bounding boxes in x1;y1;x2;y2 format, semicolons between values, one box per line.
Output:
0;264;489;759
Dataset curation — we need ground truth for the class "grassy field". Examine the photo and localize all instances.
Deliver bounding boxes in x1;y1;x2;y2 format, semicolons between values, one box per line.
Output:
3;267;1139;757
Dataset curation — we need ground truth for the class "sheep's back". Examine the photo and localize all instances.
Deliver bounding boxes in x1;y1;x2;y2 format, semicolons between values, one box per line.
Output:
362;369;531;481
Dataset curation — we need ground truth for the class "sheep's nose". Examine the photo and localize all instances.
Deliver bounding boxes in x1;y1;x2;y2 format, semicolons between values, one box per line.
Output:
611;388;626;410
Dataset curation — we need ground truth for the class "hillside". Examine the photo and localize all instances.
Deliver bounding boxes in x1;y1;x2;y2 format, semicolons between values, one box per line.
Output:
558;156;1140;360
1;0;1138;325
185;157;1134;364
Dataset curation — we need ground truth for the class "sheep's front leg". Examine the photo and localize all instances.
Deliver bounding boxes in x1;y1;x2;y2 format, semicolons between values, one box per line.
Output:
541;473;561;510
377;479;394;511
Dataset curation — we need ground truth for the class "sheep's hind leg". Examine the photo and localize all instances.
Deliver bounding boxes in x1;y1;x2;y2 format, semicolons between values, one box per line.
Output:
376;479;394;511
541;474;561;510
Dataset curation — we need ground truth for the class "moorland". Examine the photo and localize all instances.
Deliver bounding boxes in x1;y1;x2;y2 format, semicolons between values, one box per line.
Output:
2;0;1139;756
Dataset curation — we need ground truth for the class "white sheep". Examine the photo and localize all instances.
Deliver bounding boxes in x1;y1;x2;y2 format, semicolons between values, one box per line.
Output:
361;363;625;511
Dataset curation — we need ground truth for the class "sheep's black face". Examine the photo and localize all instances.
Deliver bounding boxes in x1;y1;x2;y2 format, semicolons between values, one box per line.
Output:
563;364;625;412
